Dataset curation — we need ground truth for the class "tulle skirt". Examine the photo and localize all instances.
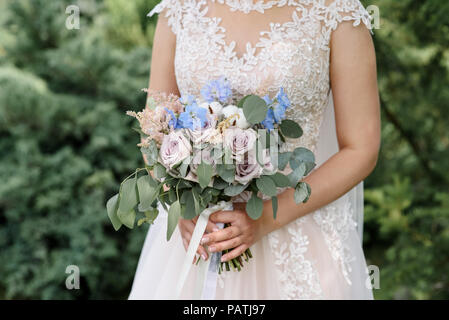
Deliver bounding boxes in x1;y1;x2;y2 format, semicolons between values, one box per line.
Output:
128;194;373;300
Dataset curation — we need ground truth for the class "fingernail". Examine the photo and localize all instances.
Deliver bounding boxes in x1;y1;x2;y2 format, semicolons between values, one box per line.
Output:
220;256;226;262
209;246;216;252
201;237;209;245
212;228;219;232
202;254;207;260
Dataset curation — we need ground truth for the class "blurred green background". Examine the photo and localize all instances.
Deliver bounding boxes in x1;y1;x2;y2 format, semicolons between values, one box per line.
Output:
0;0;447;300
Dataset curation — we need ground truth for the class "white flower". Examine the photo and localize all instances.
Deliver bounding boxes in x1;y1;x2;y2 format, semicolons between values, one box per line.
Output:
159;130;192;169
222;104;239;119
200;101;224;117
223;128;257;161
222;105;250;129
235;108;250;129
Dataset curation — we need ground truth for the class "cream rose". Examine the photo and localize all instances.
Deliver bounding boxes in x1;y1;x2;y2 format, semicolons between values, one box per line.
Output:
187;113;218;147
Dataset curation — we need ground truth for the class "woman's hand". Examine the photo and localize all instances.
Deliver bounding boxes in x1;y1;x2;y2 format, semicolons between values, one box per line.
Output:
200;202;271;262
178;216;218;262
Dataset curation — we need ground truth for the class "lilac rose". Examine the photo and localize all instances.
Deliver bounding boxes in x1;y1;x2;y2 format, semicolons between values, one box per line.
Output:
235;153;262;184
223;128;257;161
159;130;192;169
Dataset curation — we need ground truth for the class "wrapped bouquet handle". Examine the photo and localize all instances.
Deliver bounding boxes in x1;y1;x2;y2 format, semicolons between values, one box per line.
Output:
175;201;233;299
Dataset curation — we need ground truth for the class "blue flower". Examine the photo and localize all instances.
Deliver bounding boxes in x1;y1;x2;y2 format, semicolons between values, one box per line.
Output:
276;87;291;109
179;94;196;106
200;76;232;103
261;108;275;131
262;94;273;106
272;103;287;123
178;102;208;130
164;108;179;129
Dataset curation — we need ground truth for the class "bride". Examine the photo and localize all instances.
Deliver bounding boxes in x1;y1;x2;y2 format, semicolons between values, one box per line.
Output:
129;0;380;300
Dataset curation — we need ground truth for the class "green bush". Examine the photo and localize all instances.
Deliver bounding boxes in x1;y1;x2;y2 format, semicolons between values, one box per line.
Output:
0;0;155;299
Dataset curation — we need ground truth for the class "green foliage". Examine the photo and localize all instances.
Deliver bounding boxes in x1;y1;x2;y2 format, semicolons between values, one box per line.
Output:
361;0;449;300
0;0;152;299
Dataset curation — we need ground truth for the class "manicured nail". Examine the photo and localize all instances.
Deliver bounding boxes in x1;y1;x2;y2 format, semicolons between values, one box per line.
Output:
209;246;216;252
201;237;209;245
220;256;226;262
212;228;219;232
202;254;207;260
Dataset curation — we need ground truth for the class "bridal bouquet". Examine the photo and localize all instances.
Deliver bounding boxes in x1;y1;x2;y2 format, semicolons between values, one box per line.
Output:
106;76;315;274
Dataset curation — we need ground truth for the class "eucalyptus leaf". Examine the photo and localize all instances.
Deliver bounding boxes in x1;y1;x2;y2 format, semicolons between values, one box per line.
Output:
280;120;303;138
287;163;306;187
237;94;252;108
137;175;159;212
168;187;177;203
278;152;292;171
106;194;122;231
291;147;316;174
256;176;277;197
181;192;196;219
153;163;166;181
269;172;291;188
294;182;311;203
216;164;235;183
224;183;248;197
213;177;229;190
242;95;268;124
117;209;136;229
179;160;189;178
167;201;181;241
197;162;213;189
246;193;263;220
118;177;138;218
192;188;203;215
144;208;159;223
272;196;278;219
141;140;158;166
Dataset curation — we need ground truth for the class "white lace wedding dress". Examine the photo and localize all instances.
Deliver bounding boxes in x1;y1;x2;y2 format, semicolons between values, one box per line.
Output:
129;0;374;300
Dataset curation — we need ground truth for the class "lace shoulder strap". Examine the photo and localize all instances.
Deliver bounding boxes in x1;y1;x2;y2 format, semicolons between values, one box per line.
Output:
322;0;373;40
147;0;183;35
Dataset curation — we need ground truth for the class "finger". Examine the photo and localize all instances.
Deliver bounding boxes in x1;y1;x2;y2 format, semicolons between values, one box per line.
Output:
201;226;240;245
185;231;208;261
205;220;219;234
208;236;243;254
221;244;247;262
197;245;208;261
209;210;239;223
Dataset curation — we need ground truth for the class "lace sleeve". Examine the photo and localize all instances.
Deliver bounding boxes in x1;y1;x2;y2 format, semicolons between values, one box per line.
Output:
323;0;373;41
147;0;182;35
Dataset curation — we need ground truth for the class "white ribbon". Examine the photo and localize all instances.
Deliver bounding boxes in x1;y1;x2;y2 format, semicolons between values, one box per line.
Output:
175;201;232;299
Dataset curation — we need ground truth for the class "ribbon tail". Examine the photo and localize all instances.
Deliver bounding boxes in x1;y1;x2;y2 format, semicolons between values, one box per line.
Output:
174;201;231;299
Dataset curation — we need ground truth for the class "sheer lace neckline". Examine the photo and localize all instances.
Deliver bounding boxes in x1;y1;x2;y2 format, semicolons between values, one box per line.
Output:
211;0;287;14
202;1;300;64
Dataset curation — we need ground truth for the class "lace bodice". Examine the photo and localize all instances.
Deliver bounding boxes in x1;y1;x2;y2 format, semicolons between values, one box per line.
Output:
148;0;373;300
149;0;372;153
